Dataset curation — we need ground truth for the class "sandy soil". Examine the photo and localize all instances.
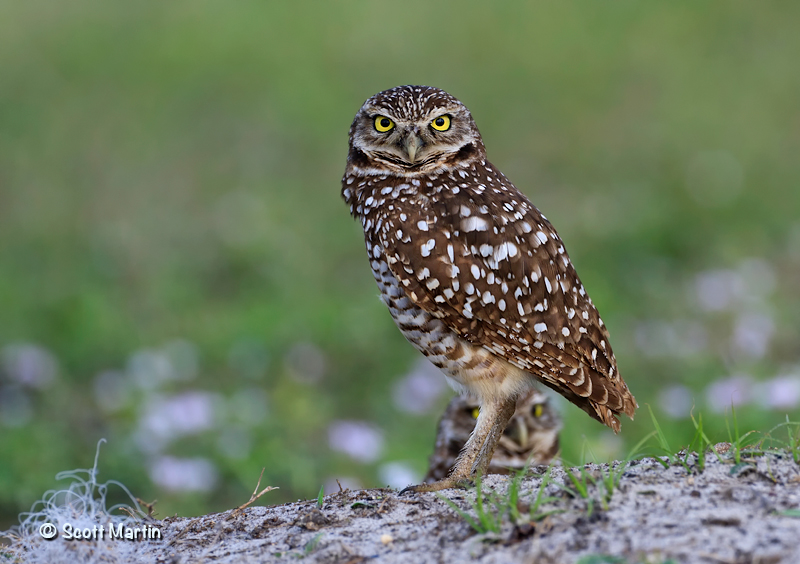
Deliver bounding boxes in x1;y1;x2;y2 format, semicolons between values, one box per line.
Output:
5;450;800;564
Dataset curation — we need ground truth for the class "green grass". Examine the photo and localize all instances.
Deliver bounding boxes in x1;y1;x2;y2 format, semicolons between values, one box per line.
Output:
437;461;565;536
1;0;799;526
442;413;800;534
555;431;657;515
438;476;506;536
301;533;324;558
527;465;563;522
781;418;800;464
576;556;627;564
316;485;324;509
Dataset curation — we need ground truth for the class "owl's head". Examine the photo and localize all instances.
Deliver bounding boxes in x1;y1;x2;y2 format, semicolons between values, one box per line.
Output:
347;85;485;176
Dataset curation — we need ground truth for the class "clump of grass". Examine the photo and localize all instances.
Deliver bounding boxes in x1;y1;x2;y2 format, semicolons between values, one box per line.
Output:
556;463;598;515
649;404;800;479
647;404;686;470
576;556;627;564
724;406;761;465
301;532;324;557
687;410;722;472
648;405;723;473
557;431;655;515
437;460;563;536
782;417;800;464
316;485;324;509
440;410;800;535
527;464;562;521
437;475;505;535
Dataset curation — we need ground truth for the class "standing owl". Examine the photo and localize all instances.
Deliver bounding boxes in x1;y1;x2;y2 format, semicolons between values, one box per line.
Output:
342;85;636;492
425;390;561;483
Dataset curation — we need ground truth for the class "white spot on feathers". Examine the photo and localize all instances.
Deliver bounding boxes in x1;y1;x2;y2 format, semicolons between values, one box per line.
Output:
420;239;435;257
461;216;489;232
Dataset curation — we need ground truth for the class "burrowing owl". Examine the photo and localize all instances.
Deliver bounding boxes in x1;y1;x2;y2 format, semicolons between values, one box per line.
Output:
425;390;561;483
342;85;637;492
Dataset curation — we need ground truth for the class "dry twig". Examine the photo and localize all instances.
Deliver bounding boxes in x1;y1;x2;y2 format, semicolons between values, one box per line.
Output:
228;468;279;519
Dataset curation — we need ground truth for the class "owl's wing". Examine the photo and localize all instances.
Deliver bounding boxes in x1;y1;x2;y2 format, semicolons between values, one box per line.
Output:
379;179;636;430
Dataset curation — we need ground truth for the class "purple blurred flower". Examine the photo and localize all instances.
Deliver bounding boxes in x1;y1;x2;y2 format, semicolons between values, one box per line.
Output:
658;385;695;419
1;343;57;389
634;320;708;359
323;476;362;495
328;420;384;463
392;358;448;414
378;462;419;489
149;456;218;492
692;259;775;313
758;374;800;410
694;269;745;312
731;312;775;360
705;375;752;413
135;391;220;453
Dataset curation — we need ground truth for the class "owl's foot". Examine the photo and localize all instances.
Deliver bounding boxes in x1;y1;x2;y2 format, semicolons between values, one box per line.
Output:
402;396;518;495
400;477;473;494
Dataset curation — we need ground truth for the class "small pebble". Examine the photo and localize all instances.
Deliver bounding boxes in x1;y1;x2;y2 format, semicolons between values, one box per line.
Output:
714;442;732;454
381;533;393;545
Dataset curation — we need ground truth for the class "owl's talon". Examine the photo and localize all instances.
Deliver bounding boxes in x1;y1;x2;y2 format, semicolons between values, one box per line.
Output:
400;478;473;494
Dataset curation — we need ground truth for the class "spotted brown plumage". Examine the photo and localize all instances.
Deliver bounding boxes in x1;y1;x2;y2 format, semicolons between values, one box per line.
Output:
342;85;636;492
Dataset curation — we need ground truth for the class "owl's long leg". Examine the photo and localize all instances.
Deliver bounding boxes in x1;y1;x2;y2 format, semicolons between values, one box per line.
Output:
405;395;517;493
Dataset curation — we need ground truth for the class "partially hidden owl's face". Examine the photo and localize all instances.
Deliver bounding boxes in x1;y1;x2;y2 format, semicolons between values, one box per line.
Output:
347;85;486;176
424;390;562;482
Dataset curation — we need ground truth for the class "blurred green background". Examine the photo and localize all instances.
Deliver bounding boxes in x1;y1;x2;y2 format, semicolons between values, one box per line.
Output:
1;0;799;527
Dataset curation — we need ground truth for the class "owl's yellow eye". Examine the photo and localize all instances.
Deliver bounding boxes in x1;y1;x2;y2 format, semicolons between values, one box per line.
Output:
533;404;544;418
431;115;451;131
471;407;480;419
374;116;395;132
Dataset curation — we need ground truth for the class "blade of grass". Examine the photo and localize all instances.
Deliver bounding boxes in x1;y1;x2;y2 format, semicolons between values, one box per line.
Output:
529;464;562;521
437;494;483;533
646;404;673;468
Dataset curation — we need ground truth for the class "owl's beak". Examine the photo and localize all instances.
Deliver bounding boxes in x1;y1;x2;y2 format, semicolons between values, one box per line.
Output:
404;132;423;163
